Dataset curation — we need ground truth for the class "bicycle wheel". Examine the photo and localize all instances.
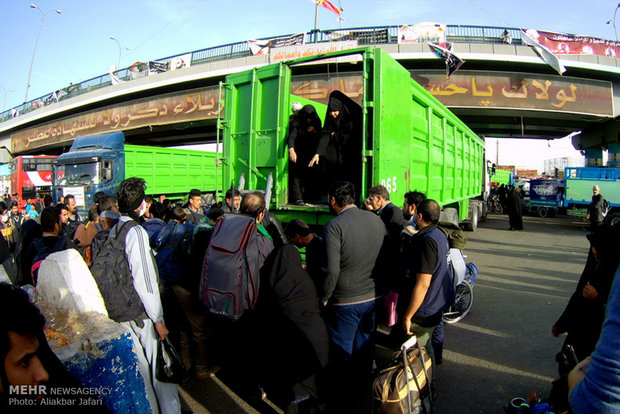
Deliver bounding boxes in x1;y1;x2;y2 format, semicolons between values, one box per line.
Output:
443;280;473;324
494;204;503;214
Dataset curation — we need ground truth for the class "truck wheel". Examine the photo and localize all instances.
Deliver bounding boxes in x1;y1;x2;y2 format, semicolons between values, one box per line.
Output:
464;205;478;231
440;208;459;227
608;212;620;226
538;206;548;218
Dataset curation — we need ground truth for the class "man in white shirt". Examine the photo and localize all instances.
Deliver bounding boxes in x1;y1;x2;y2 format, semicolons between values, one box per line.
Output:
116;177;180;414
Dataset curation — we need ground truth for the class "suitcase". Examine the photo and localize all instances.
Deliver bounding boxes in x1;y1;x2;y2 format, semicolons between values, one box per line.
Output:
373;336;433;414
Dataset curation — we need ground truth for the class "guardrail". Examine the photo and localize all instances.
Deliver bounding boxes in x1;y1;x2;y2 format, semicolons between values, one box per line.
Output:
1;24;524;124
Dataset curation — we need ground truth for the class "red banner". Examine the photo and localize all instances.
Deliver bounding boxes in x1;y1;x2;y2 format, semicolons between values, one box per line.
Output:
523;29;620;58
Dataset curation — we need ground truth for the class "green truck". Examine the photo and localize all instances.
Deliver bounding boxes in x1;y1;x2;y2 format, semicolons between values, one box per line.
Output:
53;132;219;215
53;48;486;228
220;47;485;229
489;168;514;187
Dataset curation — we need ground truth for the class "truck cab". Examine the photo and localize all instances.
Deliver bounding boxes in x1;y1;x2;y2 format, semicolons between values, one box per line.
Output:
53;132;124;215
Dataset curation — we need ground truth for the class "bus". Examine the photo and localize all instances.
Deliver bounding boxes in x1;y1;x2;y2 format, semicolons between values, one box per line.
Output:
10;155;58;201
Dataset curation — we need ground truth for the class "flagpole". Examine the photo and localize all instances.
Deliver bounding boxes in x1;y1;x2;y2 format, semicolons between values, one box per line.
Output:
314;2;319;31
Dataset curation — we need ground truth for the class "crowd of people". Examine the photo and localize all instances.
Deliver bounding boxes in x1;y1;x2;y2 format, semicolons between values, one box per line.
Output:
0;176;461;413
0;175;618;413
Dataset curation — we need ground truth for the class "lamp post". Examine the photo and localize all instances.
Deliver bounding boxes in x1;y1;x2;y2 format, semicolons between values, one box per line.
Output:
0;86;15;112
110;36;130;70
24;4;62;103
606;2;620;41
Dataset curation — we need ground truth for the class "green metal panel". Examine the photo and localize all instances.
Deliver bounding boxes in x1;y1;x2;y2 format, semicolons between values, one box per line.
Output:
124;145;218;196
373;49;484;219
490;169;513;185
223;64;291;205
566;179;619;205
221;47;484;223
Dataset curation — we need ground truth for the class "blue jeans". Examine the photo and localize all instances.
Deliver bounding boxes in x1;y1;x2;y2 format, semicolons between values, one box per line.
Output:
325;300;376;413
326;300;376;362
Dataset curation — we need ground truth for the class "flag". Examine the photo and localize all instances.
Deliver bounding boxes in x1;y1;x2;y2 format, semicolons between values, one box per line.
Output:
521;30;566;75
316;0;342;16
428;42;465;78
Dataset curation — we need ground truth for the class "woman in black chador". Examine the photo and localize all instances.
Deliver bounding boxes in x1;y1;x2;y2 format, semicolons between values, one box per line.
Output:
287;104;323;205
319;91;363;195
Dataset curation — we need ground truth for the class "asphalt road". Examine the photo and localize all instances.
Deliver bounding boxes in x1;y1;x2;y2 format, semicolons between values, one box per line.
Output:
178;213;592;414
432;213;590;414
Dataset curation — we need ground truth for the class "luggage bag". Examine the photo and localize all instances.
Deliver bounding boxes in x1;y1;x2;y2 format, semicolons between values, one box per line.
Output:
373;335;433;414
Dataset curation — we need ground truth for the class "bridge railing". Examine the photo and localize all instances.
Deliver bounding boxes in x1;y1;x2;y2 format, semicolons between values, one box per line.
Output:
1;25;524;124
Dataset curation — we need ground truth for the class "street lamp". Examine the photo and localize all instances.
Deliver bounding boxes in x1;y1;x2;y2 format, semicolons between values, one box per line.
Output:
110;36;130;70
24;4;62;103
606;2;620;41
0;86;15;112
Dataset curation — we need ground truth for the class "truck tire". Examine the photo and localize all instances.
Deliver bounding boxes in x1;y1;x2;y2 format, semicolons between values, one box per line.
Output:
538;206;548;218
607;212;620;226
464;205;478;232
440;208;459;227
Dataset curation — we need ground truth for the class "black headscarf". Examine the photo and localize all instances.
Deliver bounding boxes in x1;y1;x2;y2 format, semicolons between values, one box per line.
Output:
296;104;322;132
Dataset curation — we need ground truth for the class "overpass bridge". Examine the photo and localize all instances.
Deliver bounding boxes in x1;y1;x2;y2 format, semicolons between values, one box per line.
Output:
0;25;618;161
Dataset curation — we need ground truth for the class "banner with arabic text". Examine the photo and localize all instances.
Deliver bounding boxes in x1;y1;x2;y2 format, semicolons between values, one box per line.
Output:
410;70;613;116
290;73;364;106
11;86;222;153
270;40;358;63
248;33;305;56
523;29;620;58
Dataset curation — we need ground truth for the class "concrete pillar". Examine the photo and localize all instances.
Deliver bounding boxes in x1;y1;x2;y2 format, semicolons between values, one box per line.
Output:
584;149;603;167
608;143;620;168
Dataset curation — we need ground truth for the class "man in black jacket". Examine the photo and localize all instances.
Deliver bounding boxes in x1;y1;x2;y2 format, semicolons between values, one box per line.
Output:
587;185;606;232
367;185;405;243
367;185;406;323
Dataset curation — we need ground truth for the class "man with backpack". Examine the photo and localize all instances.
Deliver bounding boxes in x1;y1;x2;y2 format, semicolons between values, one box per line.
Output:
202;191;274;317
26;207;76;285
201;192;273;377
91;177;179;413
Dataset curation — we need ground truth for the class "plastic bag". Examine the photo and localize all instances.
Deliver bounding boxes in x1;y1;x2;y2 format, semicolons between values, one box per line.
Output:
156;338;188;384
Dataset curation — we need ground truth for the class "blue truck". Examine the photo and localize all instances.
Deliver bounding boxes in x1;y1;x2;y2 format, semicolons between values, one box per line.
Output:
53;132;219;215
528;179;564;217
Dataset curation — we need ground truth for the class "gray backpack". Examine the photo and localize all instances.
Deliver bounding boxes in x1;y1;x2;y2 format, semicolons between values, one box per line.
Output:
200;214;260;321
90;220;146;322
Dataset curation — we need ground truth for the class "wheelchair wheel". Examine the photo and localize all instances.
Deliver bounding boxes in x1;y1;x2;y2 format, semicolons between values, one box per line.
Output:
494;204;503;214
443;280;473;324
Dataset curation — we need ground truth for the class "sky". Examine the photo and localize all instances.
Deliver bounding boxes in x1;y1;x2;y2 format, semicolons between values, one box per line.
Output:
0;0;616;168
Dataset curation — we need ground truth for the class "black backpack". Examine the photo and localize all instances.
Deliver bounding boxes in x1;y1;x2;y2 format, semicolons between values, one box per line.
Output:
200;214;260;321
90;220;146;323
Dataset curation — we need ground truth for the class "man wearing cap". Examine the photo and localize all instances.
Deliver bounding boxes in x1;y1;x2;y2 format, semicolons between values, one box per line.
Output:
184;189;207;225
